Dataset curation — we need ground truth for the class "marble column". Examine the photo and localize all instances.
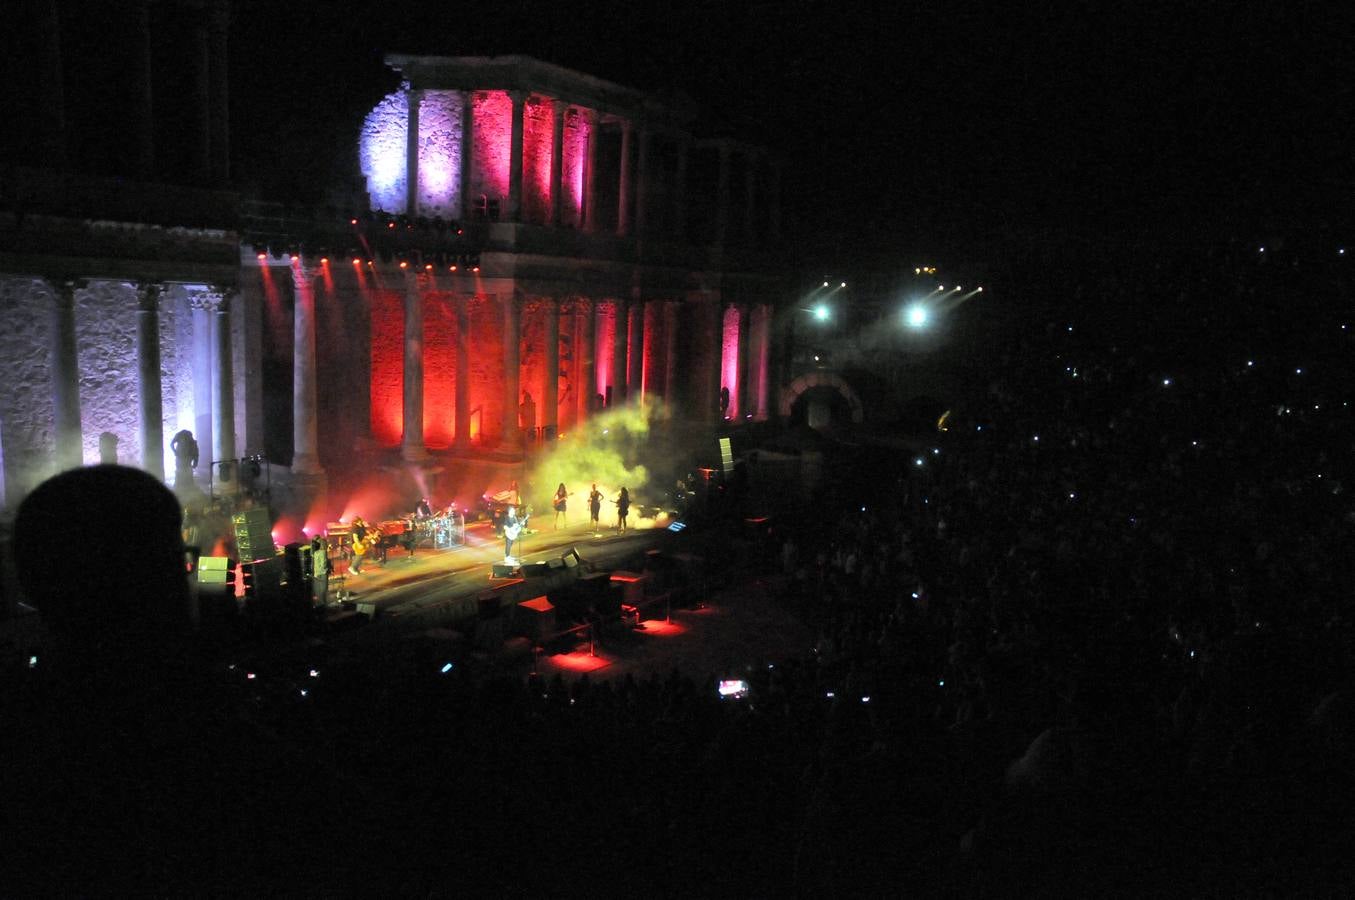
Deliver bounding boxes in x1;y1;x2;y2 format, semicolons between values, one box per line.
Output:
715;143;731;248
706;299;723;425
543;299;559;439
191;17;211;182
755;304;772;420
617;120;633;237
627;298;645;402
136;283;164;479
549;100;567;226
500;294;521;450
737;303;752;419
634;127;650;236
291;267;323;475
402;273;429;462
674;139;690;242
131;0;155;179
51;281;83;470
744;152;759;245
507;91;526;222
611;298;628;404
454;296;470;448
663;301;679;405
583;111;599;233
208;288;236;490
769;161;783;243
460;92;476;221
406;88;422;216
36;0;66;168
208;1;230;184
579;299;595;420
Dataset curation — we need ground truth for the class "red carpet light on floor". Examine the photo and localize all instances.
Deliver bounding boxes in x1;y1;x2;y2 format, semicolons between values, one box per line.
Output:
637;619;685;636
550;651;611;673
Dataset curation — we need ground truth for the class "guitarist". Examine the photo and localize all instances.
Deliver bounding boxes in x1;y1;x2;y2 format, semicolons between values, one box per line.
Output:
503;505;528;562
553;482;569;529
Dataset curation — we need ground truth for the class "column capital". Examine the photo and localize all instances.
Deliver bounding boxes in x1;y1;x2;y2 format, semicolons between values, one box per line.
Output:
551;97;569;114
136;281;164;311
507;89;529;105
186;285;228;312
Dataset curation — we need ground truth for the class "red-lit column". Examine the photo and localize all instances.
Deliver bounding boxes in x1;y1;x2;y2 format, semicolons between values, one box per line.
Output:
210;289;237;490
406;88;422;216
454;296;470;448
208;0;230;184
459;92;476;222
131;0;155;179
705;298;723;424
744;152;759;245
627;297;645;402
549;99;567;227
755;303;772;420
543;298;559;439
51;281;83;470
507;91;526;223
634;127;650;236
663;301;679;405
501;294;521;450
583;111;599;233
769;161;782;243
136;283;164;479
291;267;323;476
611;298;627;404
617;120;633;237
579;299;595;420
737;303;752;420
715;143;731;248
402;273;428;463
674;138;690;242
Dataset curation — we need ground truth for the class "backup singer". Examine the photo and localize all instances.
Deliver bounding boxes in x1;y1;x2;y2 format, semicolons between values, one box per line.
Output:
553;483;569;529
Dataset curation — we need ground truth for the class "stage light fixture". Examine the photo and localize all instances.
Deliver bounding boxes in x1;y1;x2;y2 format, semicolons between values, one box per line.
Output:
905;304;928;328
256;252;266;261
813;304;830;321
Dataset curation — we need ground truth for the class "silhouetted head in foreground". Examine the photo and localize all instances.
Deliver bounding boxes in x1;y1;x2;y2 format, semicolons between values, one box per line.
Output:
15;465;193;656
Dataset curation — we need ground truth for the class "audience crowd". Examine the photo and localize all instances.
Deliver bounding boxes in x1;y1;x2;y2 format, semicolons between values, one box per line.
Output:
3;237;1353;896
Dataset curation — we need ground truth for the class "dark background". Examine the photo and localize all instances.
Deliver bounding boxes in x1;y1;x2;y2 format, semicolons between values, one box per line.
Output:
6;0;1353;272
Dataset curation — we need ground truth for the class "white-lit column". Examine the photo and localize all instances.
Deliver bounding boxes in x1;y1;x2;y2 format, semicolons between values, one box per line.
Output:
543;299;559;439
291;267;322;475
51;281;83;470
209;289;236;488
500;294;521;450
549;99;566;227
402;272;428;462
406;87;422;216
507;91;526;222
136;283;164;478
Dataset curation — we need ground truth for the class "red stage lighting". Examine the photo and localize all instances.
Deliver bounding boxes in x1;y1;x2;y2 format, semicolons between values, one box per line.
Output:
352;258;361;265
289;255;299;263
472;265;480;273
425;263;433;271
320;257;329;264
399;261;408;269
256;253;266;261
449;264;458;272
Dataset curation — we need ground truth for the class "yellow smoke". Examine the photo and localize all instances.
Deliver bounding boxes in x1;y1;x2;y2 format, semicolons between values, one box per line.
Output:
525;400;670;514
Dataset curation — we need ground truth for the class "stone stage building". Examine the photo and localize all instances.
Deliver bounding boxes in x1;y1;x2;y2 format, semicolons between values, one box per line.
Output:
0;7;787;537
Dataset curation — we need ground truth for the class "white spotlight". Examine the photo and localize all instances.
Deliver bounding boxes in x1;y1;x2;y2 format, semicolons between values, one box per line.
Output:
813;304;830;322
905;304;928;328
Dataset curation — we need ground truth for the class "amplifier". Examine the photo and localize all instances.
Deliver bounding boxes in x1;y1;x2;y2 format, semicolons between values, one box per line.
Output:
232;507;274;562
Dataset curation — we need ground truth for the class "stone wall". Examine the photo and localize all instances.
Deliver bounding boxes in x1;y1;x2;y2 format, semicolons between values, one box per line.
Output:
75;281;141;466
0;278;59;507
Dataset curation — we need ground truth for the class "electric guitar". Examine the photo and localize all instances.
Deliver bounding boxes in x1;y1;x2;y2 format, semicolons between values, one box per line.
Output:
503;511;529;542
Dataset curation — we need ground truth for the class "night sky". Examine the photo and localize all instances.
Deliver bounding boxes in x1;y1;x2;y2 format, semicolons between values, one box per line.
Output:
9;1;1354;270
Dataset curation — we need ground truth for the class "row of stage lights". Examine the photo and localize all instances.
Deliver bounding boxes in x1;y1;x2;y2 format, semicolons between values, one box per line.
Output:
808;283;984;328
253;246;482;272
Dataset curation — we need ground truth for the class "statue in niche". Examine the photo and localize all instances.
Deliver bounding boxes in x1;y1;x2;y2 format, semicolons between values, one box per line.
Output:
519;391;537;439
98;432;119;465
170;429;199;492
720;386;731;418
